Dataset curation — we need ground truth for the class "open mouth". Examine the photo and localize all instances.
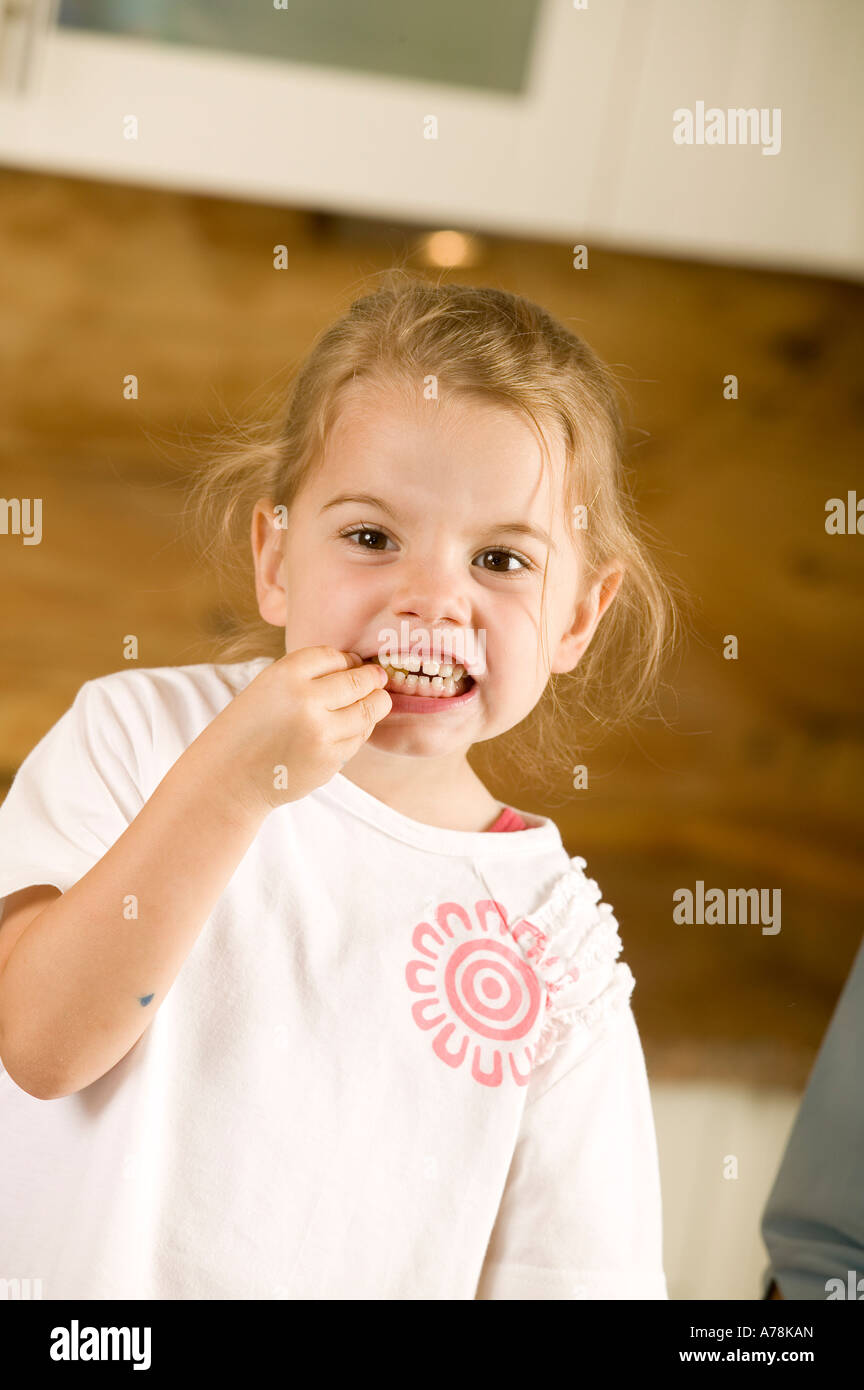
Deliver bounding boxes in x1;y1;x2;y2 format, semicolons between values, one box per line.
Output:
361;654;476;700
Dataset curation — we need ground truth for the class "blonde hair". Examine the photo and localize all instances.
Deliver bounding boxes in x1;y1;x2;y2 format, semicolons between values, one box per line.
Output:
182;269;688;797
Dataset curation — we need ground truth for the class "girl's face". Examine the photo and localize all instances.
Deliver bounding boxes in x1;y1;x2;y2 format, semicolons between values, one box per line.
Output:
252;378;620;762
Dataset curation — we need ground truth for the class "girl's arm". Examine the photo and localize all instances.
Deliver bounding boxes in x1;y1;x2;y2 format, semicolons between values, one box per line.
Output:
0;884;61;979
0;729;267;1100
0;649;390;1100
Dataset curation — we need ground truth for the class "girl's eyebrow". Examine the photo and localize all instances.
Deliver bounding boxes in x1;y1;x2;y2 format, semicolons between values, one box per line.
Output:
319;493;556;552
319;492;397;517
494;520;557;553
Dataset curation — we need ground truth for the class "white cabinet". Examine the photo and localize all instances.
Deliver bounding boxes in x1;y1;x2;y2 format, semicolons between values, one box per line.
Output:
0;0;860;280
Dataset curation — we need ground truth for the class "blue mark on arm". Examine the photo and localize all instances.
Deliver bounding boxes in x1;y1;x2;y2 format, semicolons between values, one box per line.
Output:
138;994;154;1007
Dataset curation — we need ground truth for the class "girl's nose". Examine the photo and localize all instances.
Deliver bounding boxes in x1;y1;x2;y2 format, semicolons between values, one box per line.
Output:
390;554;472;627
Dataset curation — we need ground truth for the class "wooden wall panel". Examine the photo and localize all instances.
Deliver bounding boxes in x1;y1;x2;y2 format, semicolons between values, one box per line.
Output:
1;168;861;1088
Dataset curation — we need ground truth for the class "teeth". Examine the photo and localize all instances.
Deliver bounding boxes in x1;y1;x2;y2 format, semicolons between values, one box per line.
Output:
380;655;468;679
379;660;470;698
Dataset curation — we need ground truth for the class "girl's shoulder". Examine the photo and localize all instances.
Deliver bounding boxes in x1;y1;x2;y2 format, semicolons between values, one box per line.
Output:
71;657;274;731
513;854;636;1072
78;656;273;707
52;658;275;793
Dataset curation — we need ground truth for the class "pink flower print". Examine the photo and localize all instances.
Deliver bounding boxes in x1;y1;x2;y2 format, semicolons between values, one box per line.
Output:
405;899;578;1088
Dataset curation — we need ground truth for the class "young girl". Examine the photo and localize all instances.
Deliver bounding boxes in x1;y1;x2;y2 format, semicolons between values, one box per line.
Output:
0;273;677;1300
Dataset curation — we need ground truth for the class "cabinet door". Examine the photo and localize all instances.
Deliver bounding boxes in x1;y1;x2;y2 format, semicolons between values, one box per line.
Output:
0;0;860;280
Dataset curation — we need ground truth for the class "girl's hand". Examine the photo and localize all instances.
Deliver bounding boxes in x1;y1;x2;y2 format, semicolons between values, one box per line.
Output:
202;647;391;815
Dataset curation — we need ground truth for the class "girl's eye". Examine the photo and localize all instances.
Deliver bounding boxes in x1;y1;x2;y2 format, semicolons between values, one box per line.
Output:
473;548;532;575
338;527;532;574
339;526;397;552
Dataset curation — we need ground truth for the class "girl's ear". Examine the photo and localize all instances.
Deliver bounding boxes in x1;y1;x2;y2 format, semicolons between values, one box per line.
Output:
551;566;623;674
251;499;289;626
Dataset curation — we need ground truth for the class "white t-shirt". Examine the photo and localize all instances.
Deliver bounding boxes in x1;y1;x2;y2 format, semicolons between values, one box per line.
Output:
0;660;668;1300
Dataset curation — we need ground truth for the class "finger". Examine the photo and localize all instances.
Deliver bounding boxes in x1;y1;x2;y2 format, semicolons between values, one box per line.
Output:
318;660;389;713
283;645;364;680
328;685;392;739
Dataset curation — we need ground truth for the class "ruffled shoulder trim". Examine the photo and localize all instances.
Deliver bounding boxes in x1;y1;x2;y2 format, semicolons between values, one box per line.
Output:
508;855;635;1068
